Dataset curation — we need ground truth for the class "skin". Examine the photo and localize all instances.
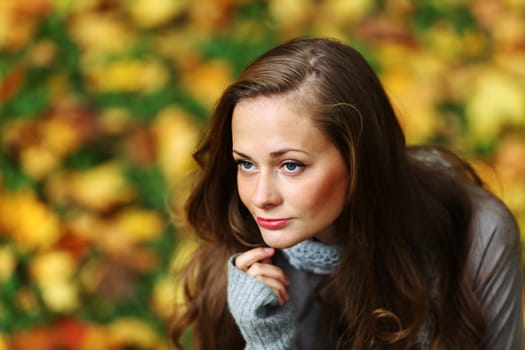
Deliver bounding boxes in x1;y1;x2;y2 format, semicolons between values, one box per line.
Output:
231;94;348;304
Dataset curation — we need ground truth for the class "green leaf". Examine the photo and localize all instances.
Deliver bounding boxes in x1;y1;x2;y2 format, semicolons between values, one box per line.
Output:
125;165;169;211
0;153;34;190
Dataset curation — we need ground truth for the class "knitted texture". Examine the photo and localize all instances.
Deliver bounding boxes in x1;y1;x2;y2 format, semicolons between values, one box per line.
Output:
227;256;297;350
281;239;340;274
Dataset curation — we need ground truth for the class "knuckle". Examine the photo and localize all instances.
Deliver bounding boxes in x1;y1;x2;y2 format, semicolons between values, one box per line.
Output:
249;262;262;274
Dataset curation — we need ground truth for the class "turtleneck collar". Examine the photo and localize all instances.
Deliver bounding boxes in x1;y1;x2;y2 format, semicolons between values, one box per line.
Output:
281;239;341;274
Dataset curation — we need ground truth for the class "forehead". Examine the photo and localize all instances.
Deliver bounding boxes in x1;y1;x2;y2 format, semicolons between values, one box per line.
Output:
231;94;330;153
235;93;304;114
233;94;311;130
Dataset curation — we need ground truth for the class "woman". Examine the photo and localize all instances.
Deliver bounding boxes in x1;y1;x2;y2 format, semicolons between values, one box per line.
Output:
170;38;523;349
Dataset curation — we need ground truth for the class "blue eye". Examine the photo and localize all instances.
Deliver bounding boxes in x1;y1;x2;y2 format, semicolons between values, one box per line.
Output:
282;162;304;173
237;160;255;171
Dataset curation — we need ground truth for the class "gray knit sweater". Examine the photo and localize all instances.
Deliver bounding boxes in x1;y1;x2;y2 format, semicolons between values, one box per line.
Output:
227;239;339;350
226;185;524;350
227;256;297;350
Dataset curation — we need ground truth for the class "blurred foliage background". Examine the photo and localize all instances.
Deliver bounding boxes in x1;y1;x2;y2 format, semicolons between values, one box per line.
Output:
0;0;524;348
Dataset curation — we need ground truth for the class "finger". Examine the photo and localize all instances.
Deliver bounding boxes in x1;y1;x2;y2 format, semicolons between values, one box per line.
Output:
235;247;275;270
255;275;289;305
246;262;290;286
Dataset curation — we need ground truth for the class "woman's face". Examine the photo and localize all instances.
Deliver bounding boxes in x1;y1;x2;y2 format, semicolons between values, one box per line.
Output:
231;94;349;248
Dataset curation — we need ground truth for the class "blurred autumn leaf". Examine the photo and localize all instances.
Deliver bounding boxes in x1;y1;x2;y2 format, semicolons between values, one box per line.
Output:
0;0;524;348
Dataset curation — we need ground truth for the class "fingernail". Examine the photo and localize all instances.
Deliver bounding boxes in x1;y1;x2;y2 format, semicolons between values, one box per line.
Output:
264;247;274;254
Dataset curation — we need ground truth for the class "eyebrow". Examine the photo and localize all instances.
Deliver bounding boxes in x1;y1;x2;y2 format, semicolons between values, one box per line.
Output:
232;148;311;159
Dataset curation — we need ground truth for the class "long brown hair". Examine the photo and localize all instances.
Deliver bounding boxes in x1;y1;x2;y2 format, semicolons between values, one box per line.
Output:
170;38;486;349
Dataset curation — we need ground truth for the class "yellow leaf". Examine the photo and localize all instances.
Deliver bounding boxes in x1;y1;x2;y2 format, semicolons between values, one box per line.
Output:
492;11;525;51
30;250;79;312
466;69;525;142
28;39;57;67
499;182;525;217
126;0;188;28
86;59;168;93
425;21;463;61
319;0;374;25
41;116;82;156
99;108;132;135
494;51;525;78
152;107;200;187
0;246;16;282
79;324;109;350
0;333;8;350
153;29;201;72
0;189;61;250
108;317;161;348
151;276;176;319
0;1;37;51
114;209;165;242
69;12;132;54
69;162;135;211
30;250;76;284
185;0;237;35
171;237;198;273
268;0;314;37
40;281;79;313
494;135;525;182
380;67;439;143
19;146;60;180
181;60;233;108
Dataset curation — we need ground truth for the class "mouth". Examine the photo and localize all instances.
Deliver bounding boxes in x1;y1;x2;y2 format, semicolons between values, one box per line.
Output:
256;217;290;230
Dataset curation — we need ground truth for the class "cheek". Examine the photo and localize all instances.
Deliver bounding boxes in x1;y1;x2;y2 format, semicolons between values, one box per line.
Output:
236;175;251;208
300;169;347;215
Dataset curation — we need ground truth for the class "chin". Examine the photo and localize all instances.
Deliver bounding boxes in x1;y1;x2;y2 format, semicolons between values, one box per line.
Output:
261;233;302;249
265;241;296;249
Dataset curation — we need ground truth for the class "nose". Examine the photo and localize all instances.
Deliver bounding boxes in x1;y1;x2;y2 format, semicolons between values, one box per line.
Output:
252;172;282;209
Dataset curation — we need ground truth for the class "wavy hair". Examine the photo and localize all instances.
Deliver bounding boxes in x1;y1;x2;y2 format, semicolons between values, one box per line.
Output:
170;38;486;349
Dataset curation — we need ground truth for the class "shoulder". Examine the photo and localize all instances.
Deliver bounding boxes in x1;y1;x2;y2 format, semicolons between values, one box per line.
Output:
467;184;521;280
469;185;520;240
409;145;521;260
466;185;524;348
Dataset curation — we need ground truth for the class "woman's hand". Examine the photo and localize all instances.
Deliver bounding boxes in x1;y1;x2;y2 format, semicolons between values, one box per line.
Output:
227;247;297;348
234;247;291;305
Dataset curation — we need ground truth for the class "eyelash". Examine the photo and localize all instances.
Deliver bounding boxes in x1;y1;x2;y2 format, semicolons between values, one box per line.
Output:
236;160;255;172
234;159;305;175
280;161;305;175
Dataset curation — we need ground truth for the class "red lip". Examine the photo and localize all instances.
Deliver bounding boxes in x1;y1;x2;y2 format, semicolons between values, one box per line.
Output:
256;217;290;230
